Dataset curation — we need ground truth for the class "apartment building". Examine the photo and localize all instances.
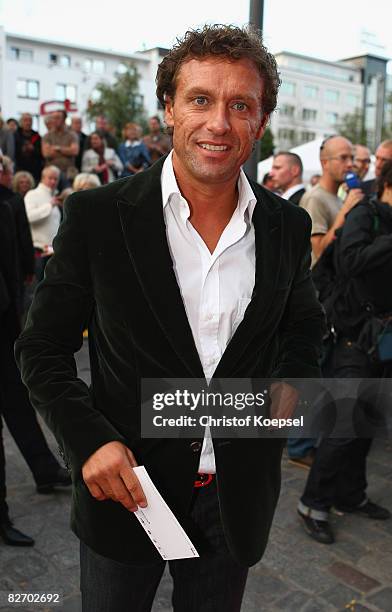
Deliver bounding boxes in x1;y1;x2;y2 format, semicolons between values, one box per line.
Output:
271;51;389;151
0;27;390;151
0;27;166;132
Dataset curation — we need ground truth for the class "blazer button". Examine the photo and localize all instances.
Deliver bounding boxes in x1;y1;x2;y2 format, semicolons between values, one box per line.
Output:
190;441;202;453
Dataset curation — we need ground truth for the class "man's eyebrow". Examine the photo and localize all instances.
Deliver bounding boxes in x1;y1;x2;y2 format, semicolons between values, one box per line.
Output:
184;87;260;102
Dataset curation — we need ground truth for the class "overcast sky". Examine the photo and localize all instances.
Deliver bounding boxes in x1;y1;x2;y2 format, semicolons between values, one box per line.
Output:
0;0;391;69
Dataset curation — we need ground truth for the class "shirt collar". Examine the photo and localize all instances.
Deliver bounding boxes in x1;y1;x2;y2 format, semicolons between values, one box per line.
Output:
281;183;305;200
161;150;257;220
38;182;54;195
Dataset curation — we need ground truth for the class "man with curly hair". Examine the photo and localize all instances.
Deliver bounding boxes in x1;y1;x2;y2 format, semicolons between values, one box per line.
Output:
16;24;324;611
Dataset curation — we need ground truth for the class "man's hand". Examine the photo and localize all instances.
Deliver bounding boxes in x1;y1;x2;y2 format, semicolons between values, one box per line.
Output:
269;382;299;421
82;441;147;512
342;188;363;214
313;188;365;260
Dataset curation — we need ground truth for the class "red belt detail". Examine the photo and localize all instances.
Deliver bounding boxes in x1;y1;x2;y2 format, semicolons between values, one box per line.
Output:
194;473;214;488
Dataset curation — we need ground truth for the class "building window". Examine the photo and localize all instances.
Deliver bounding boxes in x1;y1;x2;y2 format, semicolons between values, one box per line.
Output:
50;53;71;67
59;55;71;68
280;81;296;96
10;47;33;62
347;92;360;106
326;112;338;125
301;131;316;143
279;104;295;117
302;108;317;121
17;79;39;99
278;128;296;144
84;59;92;72
304;85;318;99
325;89;339;103
92;60;105;74
56;83;77;102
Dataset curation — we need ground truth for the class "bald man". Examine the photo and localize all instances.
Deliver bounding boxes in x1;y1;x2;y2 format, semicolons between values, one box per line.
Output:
300;136;364;264
353;144;371;180
362;140;392;196
269;152;305;205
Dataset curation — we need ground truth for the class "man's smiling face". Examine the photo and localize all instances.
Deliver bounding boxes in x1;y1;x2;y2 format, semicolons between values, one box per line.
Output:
165;56;267;186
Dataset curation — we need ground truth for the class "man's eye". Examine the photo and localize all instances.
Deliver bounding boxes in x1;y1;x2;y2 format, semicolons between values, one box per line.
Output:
233;102;247;111
194;97;208;106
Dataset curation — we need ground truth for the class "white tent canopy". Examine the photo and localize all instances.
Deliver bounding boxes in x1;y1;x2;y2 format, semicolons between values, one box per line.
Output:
257;137;324;184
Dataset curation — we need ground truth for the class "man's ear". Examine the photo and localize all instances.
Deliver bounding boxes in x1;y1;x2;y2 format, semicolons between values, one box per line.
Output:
255;113;269;141
164;95;174;129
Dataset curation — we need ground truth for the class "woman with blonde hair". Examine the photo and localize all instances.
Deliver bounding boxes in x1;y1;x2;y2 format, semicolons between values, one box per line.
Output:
73;173;101;191
12;171;35;198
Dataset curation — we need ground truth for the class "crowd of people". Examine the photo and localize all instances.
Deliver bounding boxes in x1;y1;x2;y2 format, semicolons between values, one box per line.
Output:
0;105;391;554
0;110;171;546
265;137;392;544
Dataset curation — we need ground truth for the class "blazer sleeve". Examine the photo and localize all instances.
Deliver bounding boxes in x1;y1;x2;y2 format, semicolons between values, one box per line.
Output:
271;213;325;380
15;192;127;476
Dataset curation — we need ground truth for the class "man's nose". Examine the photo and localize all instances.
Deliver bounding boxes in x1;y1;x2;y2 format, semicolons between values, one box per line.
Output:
206;104;231;134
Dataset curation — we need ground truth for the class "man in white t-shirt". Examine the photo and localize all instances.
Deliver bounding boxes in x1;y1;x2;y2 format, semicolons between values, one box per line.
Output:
24;165;61;282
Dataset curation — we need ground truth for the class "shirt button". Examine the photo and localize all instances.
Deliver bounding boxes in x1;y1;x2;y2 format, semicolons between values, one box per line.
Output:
190;441;202;453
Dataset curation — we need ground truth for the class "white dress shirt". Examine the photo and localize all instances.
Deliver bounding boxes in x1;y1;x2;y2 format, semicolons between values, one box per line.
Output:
24;183;61;251
281;183;305;201
161;152;257;473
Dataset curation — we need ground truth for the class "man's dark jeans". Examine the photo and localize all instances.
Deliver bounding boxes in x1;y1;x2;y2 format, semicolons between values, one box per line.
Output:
301;338;390;514
80;480;248;612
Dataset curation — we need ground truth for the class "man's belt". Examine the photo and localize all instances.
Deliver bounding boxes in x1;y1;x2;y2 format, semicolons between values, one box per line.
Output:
194;473;215;488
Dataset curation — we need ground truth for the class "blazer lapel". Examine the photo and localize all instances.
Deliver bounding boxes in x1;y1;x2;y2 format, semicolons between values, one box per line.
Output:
213;186;283;377
117;160;204;379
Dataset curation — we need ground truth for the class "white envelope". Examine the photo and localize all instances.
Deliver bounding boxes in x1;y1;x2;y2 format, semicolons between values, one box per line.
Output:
133;466;200;561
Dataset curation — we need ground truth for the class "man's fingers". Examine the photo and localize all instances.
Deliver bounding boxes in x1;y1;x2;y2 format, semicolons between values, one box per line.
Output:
88;482;108;501
125;448;138;468
109;477;139;512
81;441;146;510
121;467;147;509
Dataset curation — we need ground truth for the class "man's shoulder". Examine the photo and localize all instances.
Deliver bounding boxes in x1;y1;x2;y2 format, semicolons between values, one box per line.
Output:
68;176;131;207
300;185;337;210
249;179;310;226
24;186;40;201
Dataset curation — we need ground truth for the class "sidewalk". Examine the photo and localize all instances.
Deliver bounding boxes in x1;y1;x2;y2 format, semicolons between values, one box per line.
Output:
0;340;391;611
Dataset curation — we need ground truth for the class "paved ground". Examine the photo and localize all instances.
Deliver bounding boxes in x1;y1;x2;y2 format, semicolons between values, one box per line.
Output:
0;340;391;611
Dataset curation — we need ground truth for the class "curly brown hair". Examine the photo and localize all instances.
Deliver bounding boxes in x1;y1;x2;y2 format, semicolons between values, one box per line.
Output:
156;24;280;117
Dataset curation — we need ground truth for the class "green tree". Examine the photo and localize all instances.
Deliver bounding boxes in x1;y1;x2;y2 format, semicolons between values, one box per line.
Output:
336;109;367;145
259;127;275;160
86;63;146;140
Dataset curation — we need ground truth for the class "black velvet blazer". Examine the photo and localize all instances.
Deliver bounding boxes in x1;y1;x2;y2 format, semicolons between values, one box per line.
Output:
15;157;324;567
